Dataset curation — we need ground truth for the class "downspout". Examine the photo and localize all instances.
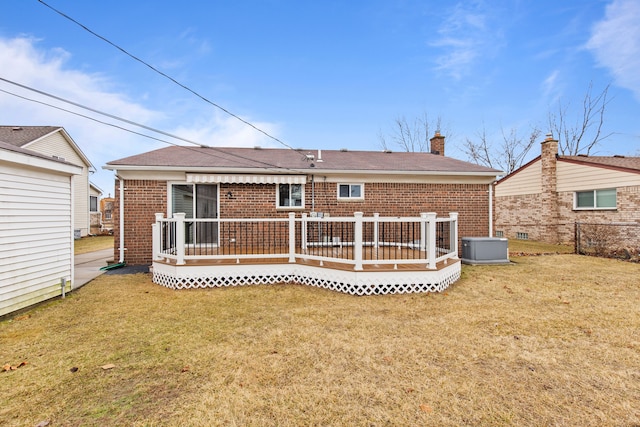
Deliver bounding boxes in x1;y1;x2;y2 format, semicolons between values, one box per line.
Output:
488;182;494;237
117;175;125;263
311;174;315;212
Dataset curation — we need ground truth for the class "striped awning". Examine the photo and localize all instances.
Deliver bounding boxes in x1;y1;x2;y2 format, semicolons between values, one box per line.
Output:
186;173;307;185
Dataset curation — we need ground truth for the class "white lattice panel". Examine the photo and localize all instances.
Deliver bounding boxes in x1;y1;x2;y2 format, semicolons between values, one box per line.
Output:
152;261;461;295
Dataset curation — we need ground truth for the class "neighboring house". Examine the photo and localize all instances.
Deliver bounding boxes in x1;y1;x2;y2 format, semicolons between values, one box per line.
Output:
495;135;640;245
99;195;115;233
104;134;502;267
0;126;95;237
89;183;103;235
0;141;82;317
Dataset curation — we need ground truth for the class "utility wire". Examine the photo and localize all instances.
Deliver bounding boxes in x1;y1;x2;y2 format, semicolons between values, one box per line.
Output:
0;78;305;173
1;77;208;148
36;0;299;153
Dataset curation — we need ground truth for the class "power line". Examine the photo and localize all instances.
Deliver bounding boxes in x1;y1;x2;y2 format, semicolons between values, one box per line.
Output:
0;78;306;173
36;0;299;153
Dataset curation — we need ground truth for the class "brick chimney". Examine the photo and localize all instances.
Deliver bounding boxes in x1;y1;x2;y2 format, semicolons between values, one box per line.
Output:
430;132;445;156
540;134;559;243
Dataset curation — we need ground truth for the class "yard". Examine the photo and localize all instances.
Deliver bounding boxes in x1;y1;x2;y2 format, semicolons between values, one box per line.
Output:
1;248;638;426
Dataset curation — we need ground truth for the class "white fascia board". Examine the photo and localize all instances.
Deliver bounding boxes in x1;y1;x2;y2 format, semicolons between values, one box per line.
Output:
104;164;500;177
2;149;83;175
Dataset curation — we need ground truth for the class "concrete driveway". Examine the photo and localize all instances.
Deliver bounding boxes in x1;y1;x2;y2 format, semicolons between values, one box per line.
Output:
73;248;113;289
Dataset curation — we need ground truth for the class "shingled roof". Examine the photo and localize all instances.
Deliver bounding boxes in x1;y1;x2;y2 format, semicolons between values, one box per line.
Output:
0;126;60;146
106;145;501;175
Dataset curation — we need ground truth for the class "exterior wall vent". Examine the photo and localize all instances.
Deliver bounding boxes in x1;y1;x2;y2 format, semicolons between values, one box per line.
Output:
461;237;510;265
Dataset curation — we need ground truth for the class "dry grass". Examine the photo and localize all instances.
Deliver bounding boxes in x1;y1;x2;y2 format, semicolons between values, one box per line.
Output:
508;239;574;255
74;235;114;255
1;254;639;426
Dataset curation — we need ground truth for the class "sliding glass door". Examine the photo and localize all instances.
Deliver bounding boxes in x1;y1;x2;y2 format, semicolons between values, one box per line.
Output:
171;184;218;245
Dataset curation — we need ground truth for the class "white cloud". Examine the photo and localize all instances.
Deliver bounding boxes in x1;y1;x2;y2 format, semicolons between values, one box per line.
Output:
586;0;640;100
430;1;503;79
0;36;283;194
171;113;281;149
541;69;562;104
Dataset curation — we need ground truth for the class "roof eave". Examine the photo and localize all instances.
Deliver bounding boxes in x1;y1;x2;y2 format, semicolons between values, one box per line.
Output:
104;164;501;177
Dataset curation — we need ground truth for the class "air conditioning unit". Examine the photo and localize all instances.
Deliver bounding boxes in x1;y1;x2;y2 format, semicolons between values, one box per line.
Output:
461;237;510;265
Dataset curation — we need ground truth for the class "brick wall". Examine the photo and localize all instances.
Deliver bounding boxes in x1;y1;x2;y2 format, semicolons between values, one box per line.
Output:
116;179;491;265
495;185;640;245
113;179;167;265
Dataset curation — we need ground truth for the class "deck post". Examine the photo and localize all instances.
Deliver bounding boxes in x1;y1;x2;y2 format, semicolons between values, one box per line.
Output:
449;212;459;256
373;213;380;248
152;213;163;261
288;212;296;263
301;213;308;250
174;212;186;265
354;212;364;271
420;212;428;252
425;212;437;269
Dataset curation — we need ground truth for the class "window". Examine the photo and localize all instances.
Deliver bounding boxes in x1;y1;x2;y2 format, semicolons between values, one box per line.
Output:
277;184;303;208
575;188;616;210
90;196;98;212
516;232;528;240
170;184;218;244
495;230;504;238
337;183;364;200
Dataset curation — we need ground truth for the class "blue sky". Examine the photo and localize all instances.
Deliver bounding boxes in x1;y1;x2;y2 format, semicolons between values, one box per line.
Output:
1;0;639;194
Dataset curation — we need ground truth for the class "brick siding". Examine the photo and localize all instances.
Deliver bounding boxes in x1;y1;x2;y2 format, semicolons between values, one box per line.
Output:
495;185;640;245
115;179;492;265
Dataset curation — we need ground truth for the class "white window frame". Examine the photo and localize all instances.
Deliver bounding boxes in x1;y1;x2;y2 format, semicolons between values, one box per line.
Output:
574;188;617;210
337;183;364;201
276;183;305;209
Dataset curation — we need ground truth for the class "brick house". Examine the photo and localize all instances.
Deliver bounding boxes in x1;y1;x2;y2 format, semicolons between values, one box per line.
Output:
495;135;640;245
104;134;501;267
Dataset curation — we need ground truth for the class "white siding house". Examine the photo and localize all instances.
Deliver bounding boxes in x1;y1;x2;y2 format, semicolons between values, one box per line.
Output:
0;126;95;237
0;141;82;317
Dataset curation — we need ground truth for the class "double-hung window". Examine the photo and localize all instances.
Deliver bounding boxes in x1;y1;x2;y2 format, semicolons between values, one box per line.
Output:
574;188;616;210
337;183;364;200
277;183;303;208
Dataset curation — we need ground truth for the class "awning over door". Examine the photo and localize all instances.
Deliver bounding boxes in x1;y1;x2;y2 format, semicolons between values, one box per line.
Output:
186;173;307;185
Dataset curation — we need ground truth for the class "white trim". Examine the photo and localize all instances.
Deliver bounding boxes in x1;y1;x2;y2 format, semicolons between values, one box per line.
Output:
276;182;305;210
337;183;364;200
573;188;617;210
187;173;307;185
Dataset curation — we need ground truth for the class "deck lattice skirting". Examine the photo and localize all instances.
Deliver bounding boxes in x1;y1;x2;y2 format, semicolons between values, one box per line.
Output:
152;212;461;295
152;261;461;296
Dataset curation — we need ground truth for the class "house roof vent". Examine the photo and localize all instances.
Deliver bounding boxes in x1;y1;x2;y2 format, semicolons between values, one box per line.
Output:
340;148;348;152
12;126;23;131
614;155;625;158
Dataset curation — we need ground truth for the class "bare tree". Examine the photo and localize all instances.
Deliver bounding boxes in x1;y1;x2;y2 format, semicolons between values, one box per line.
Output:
462;124;541;174
379;113;448;152
464;82;612;175
548;82;613;155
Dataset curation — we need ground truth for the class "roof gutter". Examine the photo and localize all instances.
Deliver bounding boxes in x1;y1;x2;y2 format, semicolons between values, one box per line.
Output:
104;164;501;177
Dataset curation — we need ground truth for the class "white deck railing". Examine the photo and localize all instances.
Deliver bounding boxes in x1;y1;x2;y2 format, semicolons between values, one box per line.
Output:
152;212;458;270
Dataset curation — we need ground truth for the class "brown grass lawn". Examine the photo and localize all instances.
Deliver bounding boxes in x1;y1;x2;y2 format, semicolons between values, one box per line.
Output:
1;253;639;426
74;235;114;255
